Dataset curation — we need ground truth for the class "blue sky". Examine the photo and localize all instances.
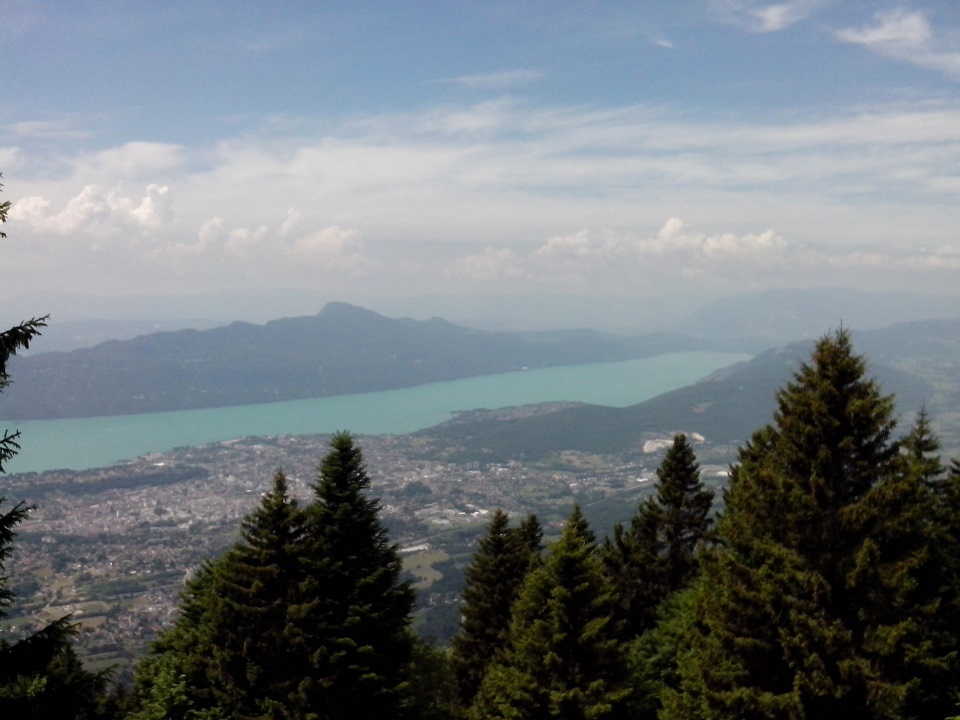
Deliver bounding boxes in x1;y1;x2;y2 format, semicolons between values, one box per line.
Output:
2;1;959;323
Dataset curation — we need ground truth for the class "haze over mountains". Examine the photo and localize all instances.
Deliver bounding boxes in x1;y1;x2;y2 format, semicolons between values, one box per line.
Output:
418;320;958;462
0;302;752;421
2;292;958;462
10;287;960;353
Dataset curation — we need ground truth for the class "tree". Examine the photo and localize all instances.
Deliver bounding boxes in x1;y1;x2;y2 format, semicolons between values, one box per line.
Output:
1;172;48;473
0;173;109;718
130;561;223;720
471;505;630;720
664;330;957;719
287;432;415;719
450;509;543;708
207;469;306;718
130;474;305;720
602;434;713;639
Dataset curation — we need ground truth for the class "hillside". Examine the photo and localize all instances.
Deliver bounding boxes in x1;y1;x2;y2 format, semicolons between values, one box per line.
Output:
677;288;960;344
416;319;958;462
0;302;756;420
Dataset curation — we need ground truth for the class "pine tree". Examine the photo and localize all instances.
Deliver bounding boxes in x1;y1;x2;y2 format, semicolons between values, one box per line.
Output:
207;469;306;718
602;434;713;639
0;173;108;717
450;509;542;707
601;498;662;638
471;505;630;720
664;330;957;719
131;474;306;720
130;561;223;720
653;434;713;591
287;432;415;719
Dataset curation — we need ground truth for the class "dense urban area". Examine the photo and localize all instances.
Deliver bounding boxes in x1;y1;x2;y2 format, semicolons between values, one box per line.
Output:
2;420;730;681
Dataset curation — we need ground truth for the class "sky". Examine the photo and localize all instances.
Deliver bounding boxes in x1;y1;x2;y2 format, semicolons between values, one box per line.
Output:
2;1;959;326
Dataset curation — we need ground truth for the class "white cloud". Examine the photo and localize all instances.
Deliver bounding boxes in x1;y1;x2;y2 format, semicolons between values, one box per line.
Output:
438;69;544;90
452;220;789;287
291;225;373;274
197;217;224;247
9;184;174;237
448;247;527;281
838;9;931;48
73;142;186;181
279;208;302;237
837;10;960;79
6;96;960;301
718;0;827;33
130;184;174;230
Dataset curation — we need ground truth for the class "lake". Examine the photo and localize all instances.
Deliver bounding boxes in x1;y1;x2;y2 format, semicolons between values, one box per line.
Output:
2;351;749;474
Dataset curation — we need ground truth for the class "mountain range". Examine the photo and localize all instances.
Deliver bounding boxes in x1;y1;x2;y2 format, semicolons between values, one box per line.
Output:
416;319;960;461
0;302;754;421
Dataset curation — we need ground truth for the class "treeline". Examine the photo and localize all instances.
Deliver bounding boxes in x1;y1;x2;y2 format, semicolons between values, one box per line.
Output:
3;330;960;717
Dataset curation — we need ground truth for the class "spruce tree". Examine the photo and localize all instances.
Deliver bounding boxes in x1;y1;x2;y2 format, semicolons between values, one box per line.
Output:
601;499;662;638
132;473;304;719
0;177;108;716
664;330;957;719
130;561;223;720
602;434;713;639
287;432;415;719
450;509;542;708
207;469;306;718
653;434;713;591
471;505;630;720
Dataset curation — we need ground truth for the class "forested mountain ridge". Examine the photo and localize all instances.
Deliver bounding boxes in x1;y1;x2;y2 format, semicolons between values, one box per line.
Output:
0;302;757;420
417;318;959;461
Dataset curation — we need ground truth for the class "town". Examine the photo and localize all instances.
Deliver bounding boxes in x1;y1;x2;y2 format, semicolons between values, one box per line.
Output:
1;414;731;682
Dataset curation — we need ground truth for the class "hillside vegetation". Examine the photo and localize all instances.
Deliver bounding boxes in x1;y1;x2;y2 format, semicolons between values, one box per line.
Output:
0;302;757;420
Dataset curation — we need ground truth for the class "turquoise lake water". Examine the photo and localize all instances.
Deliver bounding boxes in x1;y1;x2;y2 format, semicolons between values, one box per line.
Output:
2;351;749;474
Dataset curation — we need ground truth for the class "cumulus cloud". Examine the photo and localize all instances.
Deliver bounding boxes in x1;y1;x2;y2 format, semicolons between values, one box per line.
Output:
452;219;789;287
9;184;174;238
448;247;527;282
130;184;174;230
291;225;375;273
279;207;302;237
5;93;960;299
162;212;374;280
837;10;960;78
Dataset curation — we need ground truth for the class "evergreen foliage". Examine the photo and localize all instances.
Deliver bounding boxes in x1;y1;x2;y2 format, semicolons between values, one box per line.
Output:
470;505;630;720
408;637;459;720
132;436;417;719
663;329;958;719
130;561;222;720
206;470;305;717
0;173;110;718
653;434;713;591
286;431;415;719
627;586;696;720
602;433;713;639
450;509;543;707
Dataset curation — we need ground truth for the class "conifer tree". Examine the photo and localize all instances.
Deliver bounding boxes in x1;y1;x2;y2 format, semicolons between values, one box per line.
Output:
207;469;305;718
471;505;630;720
450;509;542;707
132;473;304;720
601;498;662;638
130;561;223;720
0;174;108;717
602;434;713;639
287;432;415;719
653;434;713;591
664;330;957;719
